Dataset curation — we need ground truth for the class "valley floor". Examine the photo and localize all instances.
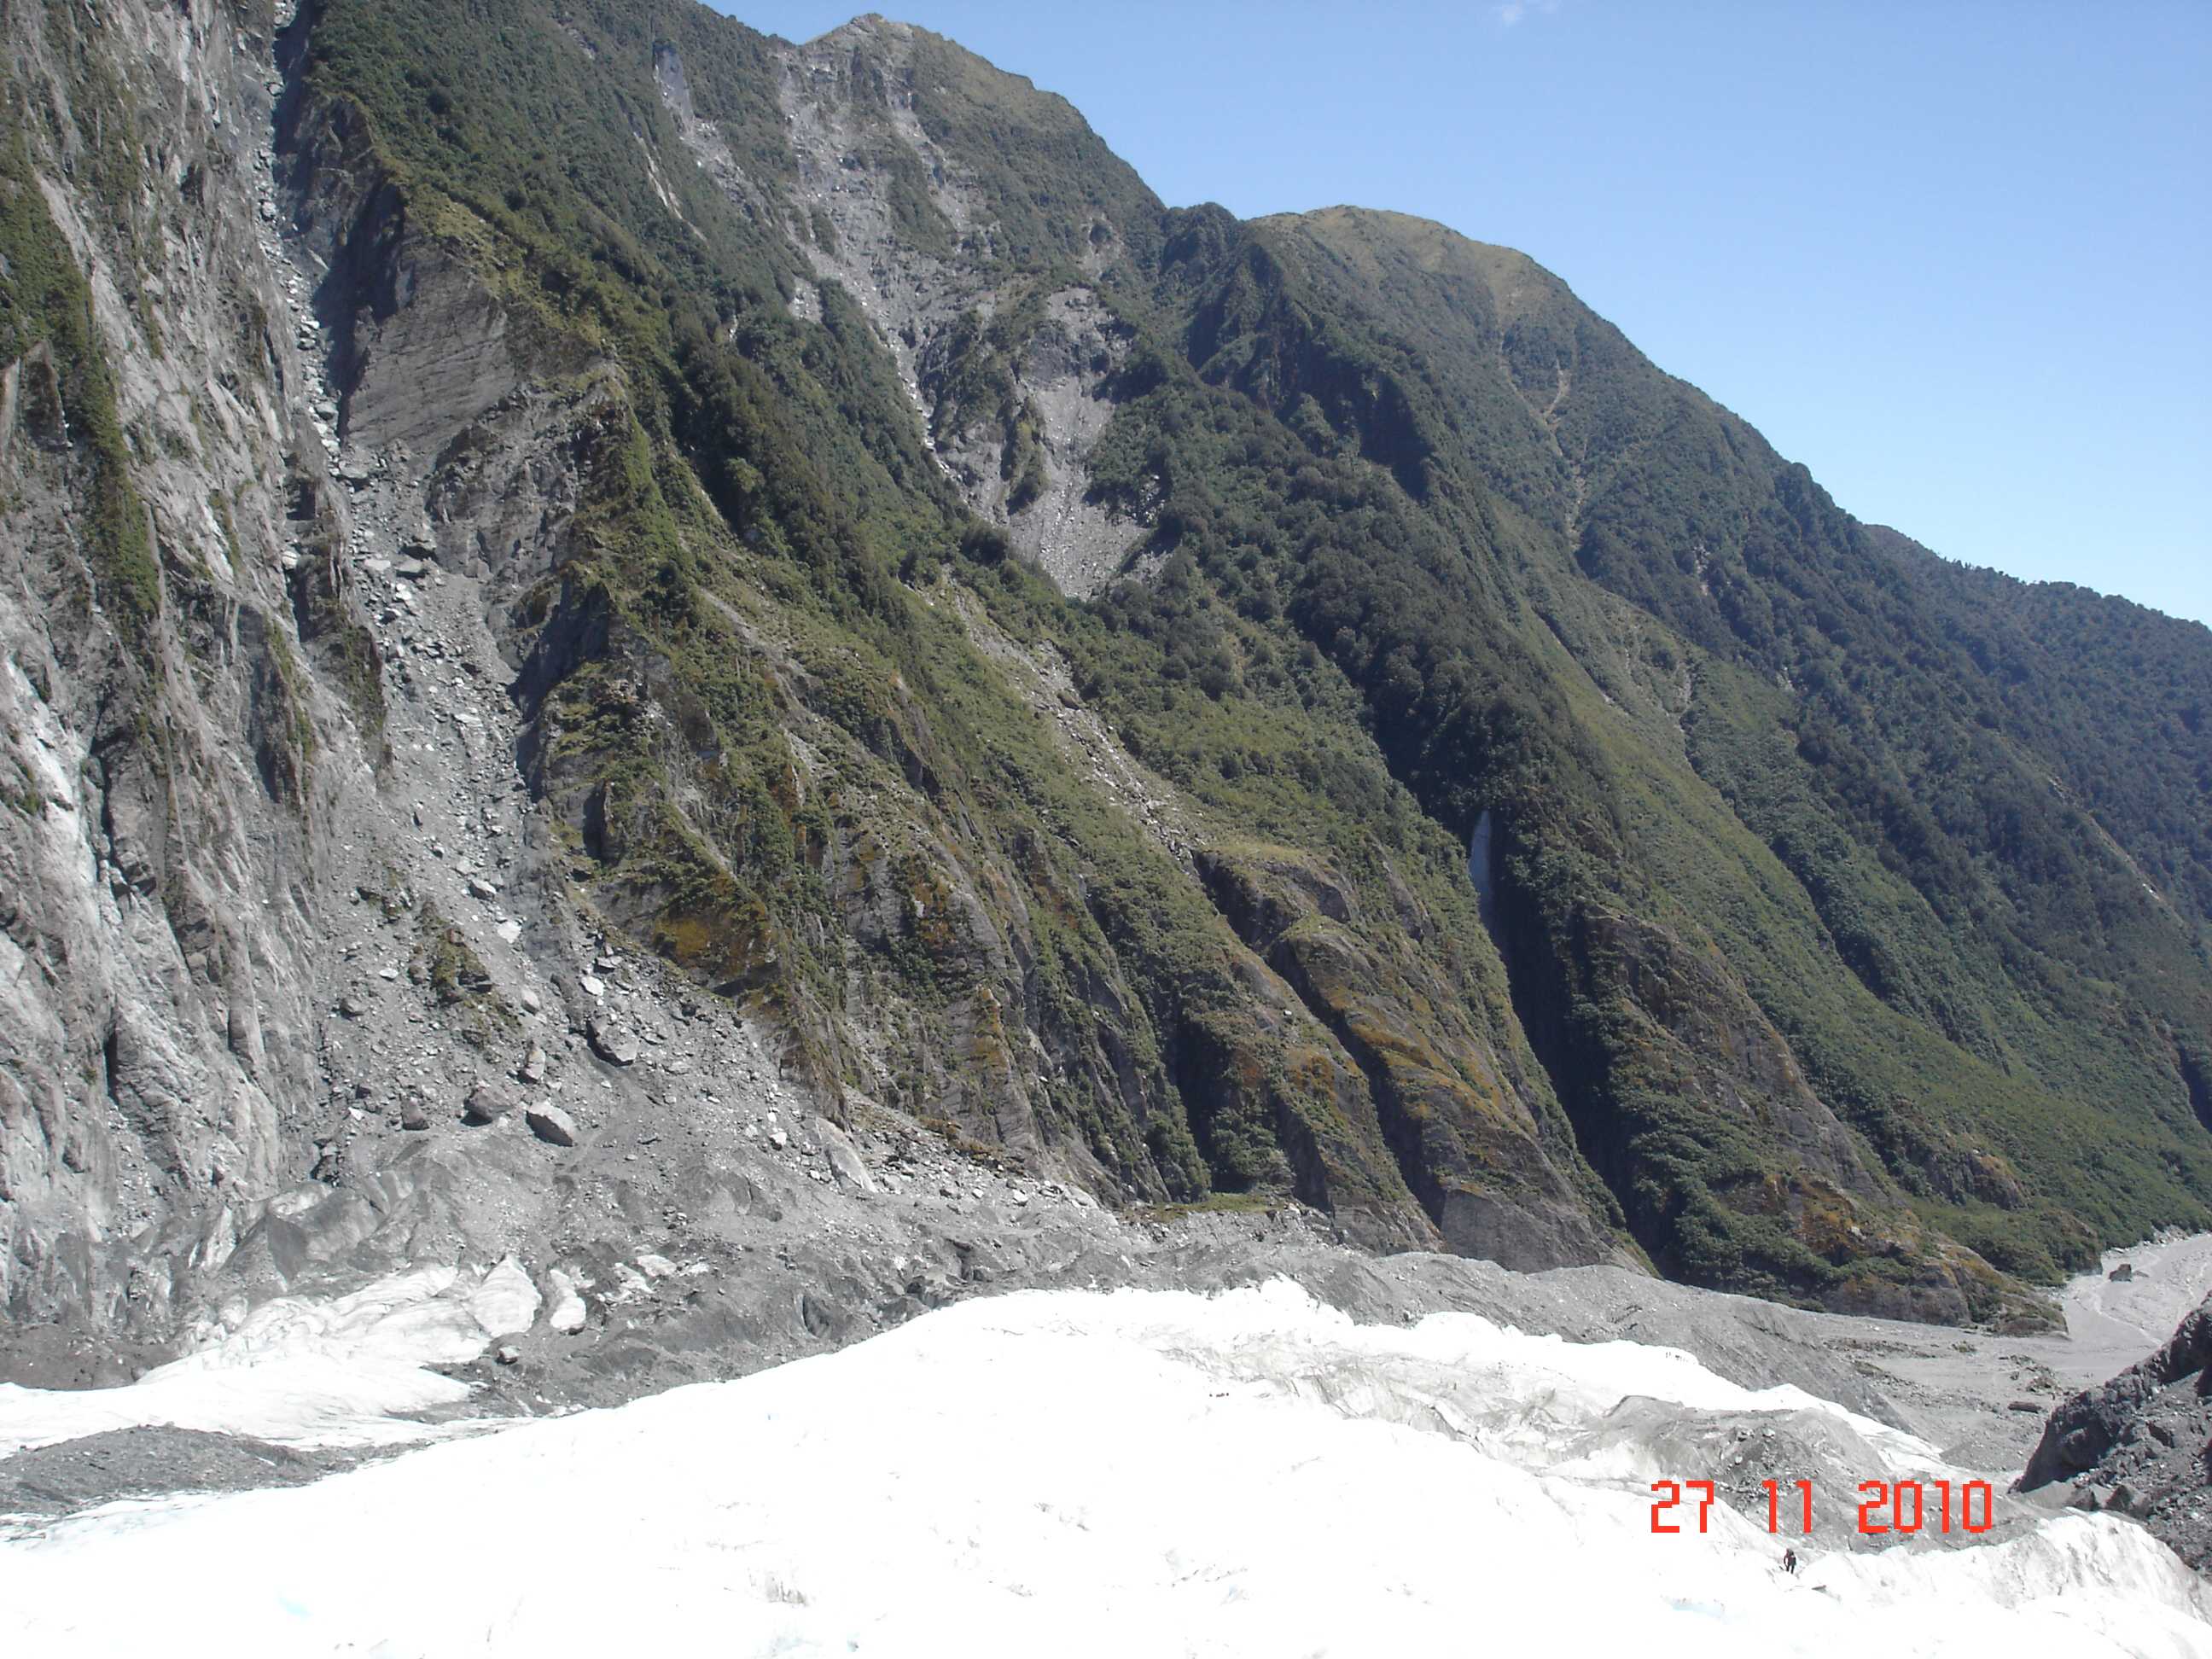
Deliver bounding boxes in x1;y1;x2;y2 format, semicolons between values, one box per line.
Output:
1840;1232;2212;1471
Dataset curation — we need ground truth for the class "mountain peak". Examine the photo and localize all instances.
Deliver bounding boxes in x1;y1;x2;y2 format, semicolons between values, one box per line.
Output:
806;11;909;47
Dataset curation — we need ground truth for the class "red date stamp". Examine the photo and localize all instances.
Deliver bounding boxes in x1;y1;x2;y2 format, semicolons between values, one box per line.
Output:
1650;1478;1995;1534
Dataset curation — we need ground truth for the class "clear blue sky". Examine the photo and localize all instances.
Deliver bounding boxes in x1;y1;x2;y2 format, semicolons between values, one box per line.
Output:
720;1;2212;626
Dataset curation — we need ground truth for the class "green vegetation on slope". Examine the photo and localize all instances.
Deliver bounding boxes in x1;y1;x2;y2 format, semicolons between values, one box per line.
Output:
1092;203;2211;1294
294;0;1632;1260
285;0;2209;1317
0;137;160;645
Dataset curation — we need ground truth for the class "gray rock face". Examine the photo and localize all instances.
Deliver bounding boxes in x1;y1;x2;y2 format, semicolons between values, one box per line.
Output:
2018;1291;2212;1569
0;0;351;1343
816;1116;877;1195
719;22;1144;600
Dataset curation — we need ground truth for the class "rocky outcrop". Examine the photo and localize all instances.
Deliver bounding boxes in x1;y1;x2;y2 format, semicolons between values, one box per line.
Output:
2018;1292;2212;1568
719;18;1149;594
1196;843;1628;1273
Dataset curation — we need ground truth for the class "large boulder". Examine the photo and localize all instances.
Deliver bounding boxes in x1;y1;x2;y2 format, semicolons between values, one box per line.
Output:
815;1115;877;1195
525;1104;578;1147
545;1270;588;1335
466;1257;542;1340
463;1081;517;1125
585;1018;638;1067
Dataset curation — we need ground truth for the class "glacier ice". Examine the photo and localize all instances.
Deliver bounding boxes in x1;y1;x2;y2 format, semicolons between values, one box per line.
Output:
0;1279;2204;1657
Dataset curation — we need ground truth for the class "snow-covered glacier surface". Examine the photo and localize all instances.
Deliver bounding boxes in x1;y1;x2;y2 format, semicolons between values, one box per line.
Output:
1;1280;2205;1658
0;1260;540;1457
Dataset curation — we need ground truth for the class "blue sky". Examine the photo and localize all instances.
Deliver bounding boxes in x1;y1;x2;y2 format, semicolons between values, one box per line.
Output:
720;2;2211;626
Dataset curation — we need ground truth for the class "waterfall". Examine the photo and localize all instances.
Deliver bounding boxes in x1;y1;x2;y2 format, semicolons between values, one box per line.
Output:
1467;809;1498;937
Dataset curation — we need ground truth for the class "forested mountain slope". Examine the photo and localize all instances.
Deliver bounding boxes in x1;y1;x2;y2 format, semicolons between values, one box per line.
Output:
1;0;2204;1364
